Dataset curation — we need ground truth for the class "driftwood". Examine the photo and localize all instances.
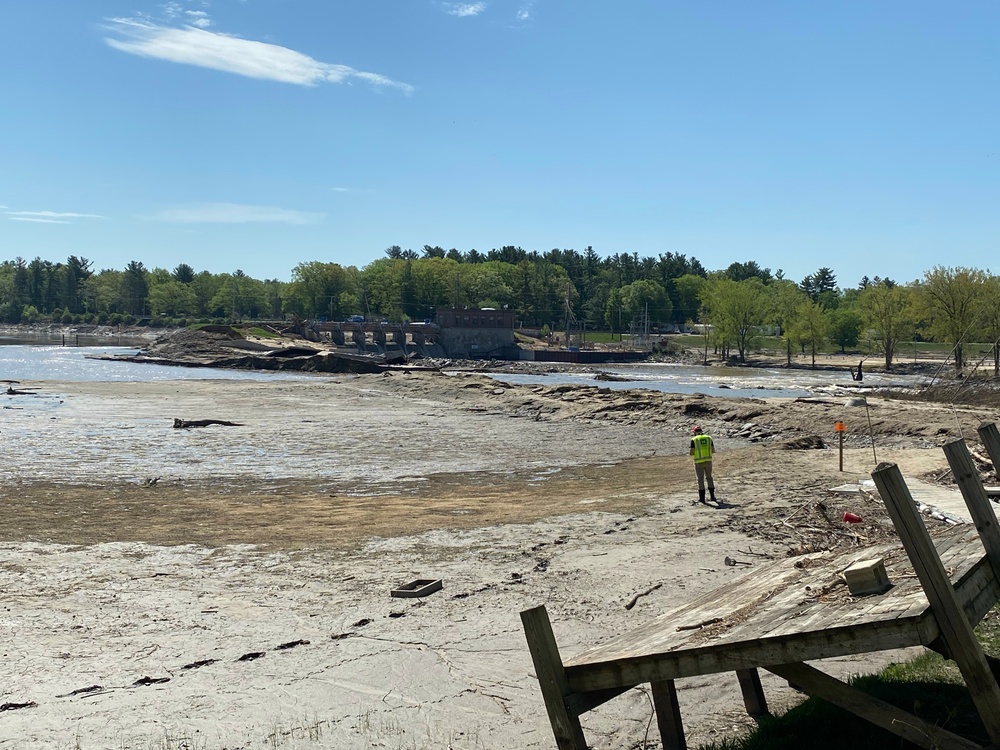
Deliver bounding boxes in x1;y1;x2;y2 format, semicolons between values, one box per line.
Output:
172;418;243;429
624;583;663;611
5;386;36;396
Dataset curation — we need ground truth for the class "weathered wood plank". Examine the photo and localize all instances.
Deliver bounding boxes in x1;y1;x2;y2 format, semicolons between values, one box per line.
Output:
520;606;589;750
765;662;983;750
561;521;997;691
871;461;1000;746
566;618;924;692
944;438;1000;581
650;679;687;750
959;566;1000;633
978;423;1000;481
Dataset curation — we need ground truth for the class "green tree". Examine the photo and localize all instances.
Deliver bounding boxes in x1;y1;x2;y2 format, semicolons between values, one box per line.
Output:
172;263;196;283
190;271;224;318
981;275;1000;377
361;258;406;319
800;267;837;301
465;262;515;309
604;287;624;340
284;261;353;320
769;279;809;365
701;278;769;363
724;261;772;283
673;274;706;325
120;261;149;316
826;307;863;353
61;256;93;314
791;300;827;368
148;280;198;318
858;283;914;370
27;258;56;313
410;257;459;319
620;279;671;326
918;265;987;372
207;270;269;321
81;270;124;316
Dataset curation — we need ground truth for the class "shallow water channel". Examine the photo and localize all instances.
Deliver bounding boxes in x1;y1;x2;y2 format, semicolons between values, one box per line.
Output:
484;361;926;399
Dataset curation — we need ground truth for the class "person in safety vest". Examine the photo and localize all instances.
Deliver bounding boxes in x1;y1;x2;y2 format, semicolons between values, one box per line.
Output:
689;425;716;504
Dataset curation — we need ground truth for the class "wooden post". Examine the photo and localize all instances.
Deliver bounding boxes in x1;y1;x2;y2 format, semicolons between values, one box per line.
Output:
735;668;768;717
978;423;1000;478
650;679;687;750
943;438;1000;579
767;662;981;750
836;419;846;472
520;606;589;750
871;462;1000;746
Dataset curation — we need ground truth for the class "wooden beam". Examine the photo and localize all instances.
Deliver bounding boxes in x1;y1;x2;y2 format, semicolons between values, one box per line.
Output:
564;685;631;716
766;662;982;750
650;679;687;750
566;618;924;693
871;462;1000;746
943;438;1000;581
978;423;1000;477
735;668;769;717
520;606;589;750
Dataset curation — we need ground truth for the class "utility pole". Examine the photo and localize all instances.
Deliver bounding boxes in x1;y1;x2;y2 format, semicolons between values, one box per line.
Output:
564;283;572;347
564;282;582;348
645;303;650;349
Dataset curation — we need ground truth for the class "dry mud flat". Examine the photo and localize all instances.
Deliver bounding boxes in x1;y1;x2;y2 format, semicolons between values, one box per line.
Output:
1;370;996;749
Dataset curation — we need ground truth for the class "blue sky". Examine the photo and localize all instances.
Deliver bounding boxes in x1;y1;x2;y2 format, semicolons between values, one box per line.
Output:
2;1;997;287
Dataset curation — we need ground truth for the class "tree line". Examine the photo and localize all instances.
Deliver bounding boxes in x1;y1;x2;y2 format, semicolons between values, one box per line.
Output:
1;247;997;373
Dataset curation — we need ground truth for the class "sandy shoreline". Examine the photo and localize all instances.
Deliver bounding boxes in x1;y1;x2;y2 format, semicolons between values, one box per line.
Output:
2;369;995;748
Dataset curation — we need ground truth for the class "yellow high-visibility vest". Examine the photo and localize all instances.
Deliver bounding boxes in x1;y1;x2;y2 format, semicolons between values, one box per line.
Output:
691;434;713;463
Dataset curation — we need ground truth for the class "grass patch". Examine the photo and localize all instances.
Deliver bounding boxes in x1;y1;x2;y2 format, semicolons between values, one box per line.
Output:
697;608;1000;750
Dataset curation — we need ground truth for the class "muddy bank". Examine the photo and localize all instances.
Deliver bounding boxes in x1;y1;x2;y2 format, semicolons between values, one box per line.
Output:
3;366;999;749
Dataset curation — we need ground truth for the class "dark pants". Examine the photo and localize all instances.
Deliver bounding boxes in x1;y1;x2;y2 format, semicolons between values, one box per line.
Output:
695;461;714;493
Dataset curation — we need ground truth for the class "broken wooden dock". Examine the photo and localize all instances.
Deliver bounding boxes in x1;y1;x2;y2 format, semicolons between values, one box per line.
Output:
522;423;1000;750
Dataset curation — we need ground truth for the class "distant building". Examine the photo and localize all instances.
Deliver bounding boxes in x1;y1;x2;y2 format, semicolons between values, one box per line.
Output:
435;307;515;330
435;307;516;358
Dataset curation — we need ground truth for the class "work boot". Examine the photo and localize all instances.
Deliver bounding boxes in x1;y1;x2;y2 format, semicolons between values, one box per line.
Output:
709;488;717;503
698;489;706;504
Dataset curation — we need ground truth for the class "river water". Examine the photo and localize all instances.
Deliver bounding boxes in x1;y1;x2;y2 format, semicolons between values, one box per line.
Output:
0;337;928;396
0;335;313;383
487;361;926;399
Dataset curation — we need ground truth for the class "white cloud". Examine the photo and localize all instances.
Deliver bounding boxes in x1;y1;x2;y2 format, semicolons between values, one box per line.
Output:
6;210;105;225
186;10;212;29
152;203;325;225
9;217;72;225
446;3;487;17
7;210;106;220
516;3;533;21
104;17;413;93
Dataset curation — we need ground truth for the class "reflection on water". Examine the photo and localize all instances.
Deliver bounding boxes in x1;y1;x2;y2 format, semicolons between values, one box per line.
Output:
0;332;150;348
484;362;927;399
